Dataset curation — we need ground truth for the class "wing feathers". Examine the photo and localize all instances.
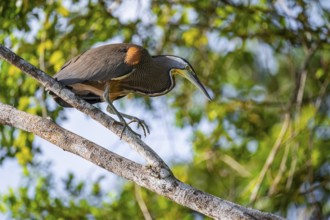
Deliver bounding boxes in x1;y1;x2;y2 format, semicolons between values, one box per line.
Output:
54;44;135;85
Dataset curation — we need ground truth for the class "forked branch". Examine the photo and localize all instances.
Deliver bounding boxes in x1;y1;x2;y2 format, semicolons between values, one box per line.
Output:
0;44;284;220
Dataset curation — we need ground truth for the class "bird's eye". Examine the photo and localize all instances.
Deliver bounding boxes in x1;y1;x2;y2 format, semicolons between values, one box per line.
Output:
185;66;193;72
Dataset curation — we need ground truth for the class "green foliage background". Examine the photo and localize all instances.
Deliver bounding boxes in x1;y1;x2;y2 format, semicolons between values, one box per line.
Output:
1;0;330;219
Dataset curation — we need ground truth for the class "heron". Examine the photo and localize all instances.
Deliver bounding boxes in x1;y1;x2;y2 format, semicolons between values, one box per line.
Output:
51;43;211;137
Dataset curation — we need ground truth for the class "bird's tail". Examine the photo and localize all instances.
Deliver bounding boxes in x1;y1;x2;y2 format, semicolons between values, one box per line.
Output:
47;90;73;107
48;89;103;107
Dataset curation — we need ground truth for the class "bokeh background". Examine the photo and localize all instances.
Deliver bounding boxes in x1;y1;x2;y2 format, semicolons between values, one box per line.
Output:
1;0;330;219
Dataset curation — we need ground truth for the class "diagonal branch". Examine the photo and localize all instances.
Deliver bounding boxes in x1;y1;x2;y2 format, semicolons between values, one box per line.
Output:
0;102;283;220
0;44;170;176
0;44;284;219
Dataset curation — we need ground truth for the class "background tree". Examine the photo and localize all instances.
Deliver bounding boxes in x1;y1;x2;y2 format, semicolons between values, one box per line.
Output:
1;0;329;219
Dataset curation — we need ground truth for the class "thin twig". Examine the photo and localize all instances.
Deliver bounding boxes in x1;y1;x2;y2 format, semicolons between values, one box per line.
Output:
303;72;330;198
268;142;290;195
286;45;317;189
135;184;153;220
250;43;319;203
286;142;298;190
249;113;290;203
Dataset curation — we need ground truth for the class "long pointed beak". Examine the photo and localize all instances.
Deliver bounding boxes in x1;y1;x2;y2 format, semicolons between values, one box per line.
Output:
178;69;212;100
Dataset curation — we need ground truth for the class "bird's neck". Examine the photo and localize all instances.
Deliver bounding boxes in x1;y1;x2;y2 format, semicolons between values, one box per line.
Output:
118;59;175;96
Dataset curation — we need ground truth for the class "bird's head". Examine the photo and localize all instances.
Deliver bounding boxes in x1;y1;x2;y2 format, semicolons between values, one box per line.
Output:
165;56;212;100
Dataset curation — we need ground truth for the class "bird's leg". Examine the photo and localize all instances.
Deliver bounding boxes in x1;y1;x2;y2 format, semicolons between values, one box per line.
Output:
103;84;127;124
103;83;142;138
106;105;150;136
120;112;150;135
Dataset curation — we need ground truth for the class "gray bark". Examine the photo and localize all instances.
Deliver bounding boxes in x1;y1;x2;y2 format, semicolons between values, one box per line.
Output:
0;44;284;220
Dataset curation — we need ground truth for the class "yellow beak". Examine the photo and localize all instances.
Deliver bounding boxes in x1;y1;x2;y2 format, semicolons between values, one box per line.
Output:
176;69;212;100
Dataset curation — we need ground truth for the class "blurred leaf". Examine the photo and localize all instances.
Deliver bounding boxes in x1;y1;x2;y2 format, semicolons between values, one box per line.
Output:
1;0;330;218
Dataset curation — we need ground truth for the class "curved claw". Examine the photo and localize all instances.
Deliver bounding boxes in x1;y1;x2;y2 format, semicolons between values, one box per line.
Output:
105;105;149;137
120;123;141;139
127;118;150;137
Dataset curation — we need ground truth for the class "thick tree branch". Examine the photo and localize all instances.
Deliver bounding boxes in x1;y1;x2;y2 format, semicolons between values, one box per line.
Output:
0;102;283;220
0;44;284;219
0;44;169;176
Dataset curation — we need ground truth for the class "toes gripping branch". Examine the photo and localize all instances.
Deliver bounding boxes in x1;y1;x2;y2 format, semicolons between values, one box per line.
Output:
104;83;150;138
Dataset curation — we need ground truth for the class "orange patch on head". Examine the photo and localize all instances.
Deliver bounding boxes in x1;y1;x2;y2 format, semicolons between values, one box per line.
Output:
124;46;141;66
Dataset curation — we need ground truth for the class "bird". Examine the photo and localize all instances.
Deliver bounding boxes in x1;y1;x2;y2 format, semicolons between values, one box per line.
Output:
51;43;212;137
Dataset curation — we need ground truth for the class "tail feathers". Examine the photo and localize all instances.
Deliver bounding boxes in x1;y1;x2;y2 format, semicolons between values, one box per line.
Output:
47;78;103;107
49;90;103;107
53;96;73;107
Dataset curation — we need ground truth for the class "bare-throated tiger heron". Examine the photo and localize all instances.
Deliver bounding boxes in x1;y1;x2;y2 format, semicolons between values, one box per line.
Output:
51;43;212;137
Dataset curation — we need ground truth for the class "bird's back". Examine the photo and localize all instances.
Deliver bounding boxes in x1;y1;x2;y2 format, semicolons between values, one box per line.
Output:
54;44;136;85
52;43;147;106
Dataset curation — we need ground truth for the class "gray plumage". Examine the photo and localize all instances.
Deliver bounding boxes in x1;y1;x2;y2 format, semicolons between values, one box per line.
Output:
52;43;211;107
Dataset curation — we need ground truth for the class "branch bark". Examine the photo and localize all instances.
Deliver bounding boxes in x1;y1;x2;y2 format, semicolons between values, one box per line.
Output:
0;44;170;176
0;44;284;219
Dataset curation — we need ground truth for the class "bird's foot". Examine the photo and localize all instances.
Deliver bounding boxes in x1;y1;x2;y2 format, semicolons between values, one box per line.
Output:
119;122;142;139
127;118;150;137
106;105;149;138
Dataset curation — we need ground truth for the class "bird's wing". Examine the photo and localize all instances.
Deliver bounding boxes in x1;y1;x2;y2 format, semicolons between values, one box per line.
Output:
54;44;135;85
